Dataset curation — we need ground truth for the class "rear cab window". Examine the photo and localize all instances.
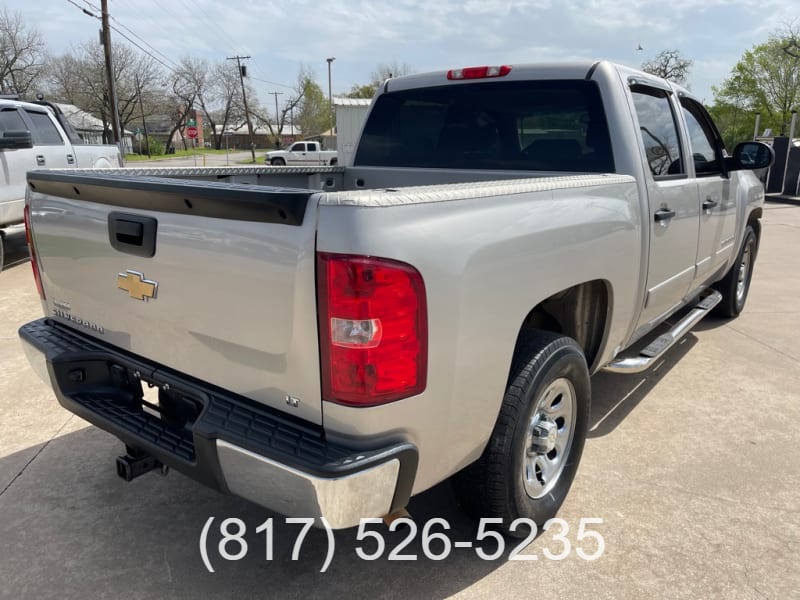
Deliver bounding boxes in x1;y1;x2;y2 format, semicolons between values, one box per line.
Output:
354;80;615;172
24;110;64;145
0;107;28;133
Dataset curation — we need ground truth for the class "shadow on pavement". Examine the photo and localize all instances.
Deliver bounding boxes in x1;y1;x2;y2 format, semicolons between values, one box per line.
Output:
588;333;698;438
0;425;506;599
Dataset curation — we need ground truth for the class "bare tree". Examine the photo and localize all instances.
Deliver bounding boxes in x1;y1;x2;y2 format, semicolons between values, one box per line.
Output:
641;49;693;86
781;20;800;58
0;8;46;96
249;80;304;147
46;41;164;142
160;57;209;152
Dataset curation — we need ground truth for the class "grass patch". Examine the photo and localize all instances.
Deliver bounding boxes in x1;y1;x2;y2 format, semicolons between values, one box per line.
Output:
236;153;267;165
125;148;242;162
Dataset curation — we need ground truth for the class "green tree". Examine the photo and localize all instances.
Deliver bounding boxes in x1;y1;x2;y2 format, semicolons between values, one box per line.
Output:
295;70;328;137
345;61;414;99
713;28;800;140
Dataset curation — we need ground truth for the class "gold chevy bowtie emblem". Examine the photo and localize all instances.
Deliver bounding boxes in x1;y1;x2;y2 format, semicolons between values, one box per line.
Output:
117;270;158;301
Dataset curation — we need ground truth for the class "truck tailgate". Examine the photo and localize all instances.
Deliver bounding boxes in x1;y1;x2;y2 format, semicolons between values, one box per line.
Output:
26;172;324;424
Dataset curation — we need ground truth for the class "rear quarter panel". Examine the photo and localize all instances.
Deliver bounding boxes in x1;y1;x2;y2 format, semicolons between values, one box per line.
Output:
316;175;641;493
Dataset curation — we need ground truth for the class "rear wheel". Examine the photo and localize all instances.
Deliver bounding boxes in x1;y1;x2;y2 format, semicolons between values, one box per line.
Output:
453;331;590;537
0;232;4;273
270;157;285;166
330;158;338;166
713;224;757;318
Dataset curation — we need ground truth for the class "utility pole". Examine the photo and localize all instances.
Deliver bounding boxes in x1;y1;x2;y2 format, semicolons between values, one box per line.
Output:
135;75;151;157
269;91;283;147
227;55;256;162
326;57;335;138
100;0;123;159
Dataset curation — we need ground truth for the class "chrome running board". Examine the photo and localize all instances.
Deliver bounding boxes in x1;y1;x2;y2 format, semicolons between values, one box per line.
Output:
604;290;722;374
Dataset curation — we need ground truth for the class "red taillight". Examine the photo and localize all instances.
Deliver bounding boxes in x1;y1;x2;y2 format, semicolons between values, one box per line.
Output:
317;253;427;407
23;204;45;300
447;65;512;80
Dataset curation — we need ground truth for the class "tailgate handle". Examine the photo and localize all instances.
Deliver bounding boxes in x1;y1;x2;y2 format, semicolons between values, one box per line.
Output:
109;212;157;258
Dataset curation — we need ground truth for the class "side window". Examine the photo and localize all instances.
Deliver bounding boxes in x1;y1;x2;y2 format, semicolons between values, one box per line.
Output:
292;143;305;152
0;108;28;132
308;142;317;151
25;110;64;145
680;99;721;175
631;86;684;178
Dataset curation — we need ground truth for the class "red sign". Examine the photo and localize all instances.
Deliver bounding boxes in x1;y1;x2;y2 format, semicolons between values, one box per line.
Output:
187;126;198;139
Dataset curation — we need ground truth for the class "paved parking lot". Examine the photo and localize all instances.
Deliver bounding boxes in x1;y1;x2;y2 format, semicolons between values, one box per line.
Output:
1;204;799;599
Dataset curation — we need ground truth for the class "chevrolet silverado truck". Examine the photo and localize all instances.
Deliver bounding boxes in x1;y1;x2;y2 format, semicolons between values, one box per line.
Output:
266;140;338;166
18;61;772;535
0;97;122;271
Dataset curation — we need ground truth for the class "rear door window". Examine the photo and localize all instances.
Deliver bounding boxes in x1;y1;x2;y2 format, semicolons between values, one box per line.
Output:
630;86;684;178
24;110;64;145
0;108;28;132
355;79;614;172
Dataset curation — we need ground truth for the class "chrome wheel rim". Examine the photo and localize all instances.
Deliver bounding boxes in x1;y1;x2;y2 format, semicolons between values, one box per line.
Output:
736;239;753;305
522;377;576;499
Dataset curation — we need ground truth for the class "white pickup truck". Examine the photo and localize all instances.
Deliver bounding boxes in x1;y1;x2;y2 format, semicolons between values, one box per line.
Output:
19;61;772;536
265;140;338;166
0;97;122;270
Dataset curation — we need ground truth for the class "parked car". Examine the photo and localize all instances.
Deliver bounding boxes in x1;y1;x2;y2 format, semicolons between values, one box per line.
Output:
19;61;772;535
0;97;122;271
265;140;337;166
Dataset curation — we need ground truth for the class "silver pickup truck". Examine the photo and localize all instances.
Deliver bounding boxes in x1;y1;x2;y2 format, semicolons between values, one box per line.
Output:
18;61;772;535
0;97;122;270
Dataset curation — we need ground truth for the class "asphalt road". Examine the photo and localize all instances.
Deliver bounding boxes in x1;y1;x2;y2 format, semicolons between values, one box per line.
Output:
1;204;799;599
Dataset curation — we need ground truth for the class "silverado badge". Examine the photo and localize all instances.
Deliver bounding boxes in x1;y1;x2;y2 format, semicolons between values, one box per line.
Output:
117;270;158;301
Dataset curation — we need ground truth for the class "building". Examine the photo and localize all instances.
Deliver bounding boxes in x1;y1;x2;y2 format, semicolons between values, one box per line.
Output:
55;103;133;153
333;97;372;166
214;123;302;149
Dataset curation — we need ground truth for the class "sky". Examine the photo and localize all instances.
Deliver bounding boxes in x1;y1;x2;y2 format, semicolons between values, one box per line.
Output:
5;0;798;112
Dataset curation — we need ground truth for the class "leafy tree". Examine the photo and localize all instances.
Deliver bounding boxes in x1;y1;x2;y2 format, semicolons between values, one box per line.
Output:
0;8;46;96
713;27;800;139
346;61;413;99
641;49;693;86
346;83;377;99
295;69;329;138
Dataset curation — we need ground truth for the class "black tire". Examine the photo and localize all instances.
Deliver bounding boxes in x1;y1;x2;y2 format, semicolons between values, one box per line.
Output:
0;233;4;273
270;157;285;166
330;158;338;166
453;331;590;538
713;224;757;318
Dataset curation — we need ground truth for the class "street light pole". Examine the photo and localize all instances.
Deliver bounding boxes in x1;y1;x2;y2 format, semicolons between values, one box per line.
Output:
326;57;335;138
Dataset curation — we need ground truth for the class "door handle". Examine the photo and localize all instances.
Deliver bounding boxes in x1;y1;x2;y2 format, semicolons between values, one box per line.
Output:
654;208;676;222
36;155;45;166
66;154;75;165
702;197;718;210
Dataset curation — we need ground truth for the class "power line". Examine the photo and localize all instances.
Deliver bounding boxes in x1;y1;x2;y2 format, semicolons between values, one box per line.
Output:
64;0;179;75
251;76;296;91
65;0;96;17
108;25;179;74
108;16;181;71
